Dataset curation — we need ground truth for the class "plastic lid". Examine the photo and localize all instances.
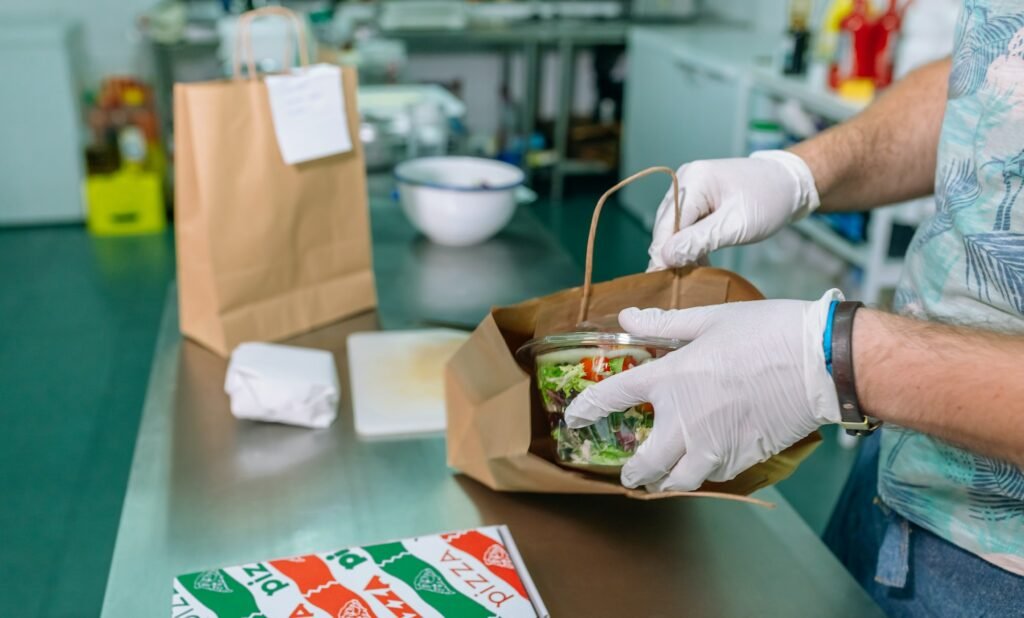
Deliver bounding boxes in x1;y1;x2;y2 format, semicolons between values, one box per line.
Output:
515;331;685;364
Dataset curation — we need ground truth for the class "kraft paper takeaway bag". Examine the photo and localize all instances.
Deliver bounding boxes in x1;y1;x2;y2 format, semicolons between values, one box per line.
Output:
445;168;820;505
174;7;375;357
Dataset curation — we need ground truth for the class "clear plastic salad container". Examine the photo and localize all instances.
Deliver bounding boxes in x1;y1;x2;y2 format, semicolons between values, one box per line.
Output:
516;332;684;474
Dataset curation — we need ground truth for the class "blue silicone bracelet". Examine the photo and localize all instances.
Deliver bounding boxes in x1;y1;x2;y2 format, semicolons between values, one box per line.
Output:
823;299;840;376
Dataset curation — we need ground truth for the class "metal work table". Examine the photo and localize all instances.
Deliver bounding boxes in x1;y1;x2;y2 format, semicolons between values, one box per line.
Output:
102;196;882;616
367;189;582;330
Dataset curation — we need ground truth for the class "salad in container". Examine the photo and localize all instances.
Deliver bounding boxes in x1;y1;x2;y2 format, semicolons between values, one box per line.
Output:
517;332;684;474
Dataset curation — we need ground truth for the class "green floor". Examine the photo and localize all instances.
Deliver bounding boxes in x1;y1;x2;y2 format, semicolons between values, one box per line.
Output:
0;227;175;617
0;193;854;617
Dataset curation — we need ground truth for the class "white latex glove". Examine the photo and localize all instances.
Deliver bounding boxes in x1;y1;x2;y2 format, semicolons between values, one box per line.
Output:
563;290;843;492
647;150;820;271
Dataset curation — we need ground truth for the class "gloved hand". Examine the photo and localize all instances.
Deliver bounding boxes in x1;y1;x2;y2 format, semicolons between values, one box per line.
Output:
647;150;820;271
563;290;842;492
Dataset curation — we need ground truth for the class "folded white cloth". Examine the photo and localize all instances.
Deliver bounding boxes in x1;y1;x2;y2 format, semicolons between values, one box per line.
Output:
225;342;340;429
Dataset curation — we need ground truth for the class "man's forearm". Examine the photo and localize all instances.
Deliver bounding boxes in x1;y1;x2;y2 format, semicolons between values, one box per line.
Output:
853;309;1024;466
789;59;951;212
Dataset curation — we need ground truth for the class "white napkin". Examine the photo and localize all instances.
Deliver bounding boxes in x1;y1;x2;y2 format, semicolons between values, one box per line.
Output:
224;342;340;429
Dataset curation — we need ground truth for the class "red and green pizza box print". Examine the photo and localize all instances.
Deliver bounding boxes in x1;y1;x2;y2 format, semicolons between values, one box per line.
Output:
172;525;549;618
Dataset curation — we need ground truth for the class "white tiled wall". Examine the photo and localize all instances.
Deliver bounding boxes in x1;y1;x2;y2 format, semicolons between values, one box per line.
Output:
1;0;156;82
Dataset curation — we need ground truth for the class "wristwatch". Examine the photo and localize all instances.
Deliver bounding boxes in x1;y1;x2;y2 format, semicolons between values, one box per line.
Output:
830;301;882;436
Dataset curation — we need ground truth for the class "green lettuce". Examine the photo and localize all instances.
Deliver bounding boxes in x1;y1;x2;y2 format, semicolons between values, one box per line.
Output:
537;361;594;406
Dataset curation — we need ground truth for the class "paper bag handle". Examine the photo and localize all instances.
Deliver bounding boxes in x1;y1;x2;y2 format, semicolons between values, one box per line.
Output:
232;6;311;79
577;167;685;325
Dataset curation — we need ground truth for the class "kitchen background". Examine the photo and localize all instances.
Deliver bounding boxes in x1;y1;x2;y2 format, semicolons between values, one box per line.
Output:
0;1;958;616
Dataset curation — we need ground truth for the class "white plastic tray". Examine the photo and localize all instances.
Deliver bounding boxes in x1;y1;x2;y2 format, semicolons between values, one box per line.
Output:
347;328;469;439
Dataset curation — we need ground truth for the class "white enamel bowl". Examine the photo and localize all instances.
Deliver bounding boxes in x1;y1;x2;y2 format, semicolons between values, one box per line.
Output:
395;156;525;247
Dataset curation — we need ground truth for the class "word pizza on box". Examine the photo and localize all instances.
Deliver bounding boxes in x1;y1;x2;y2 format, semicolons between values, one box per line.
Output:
172;525;548;618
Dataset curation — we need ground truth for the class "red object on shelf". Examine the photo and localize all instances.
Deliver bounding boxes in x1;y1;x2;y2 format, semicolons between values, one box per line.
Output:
873;0;905;87
830;0;875;88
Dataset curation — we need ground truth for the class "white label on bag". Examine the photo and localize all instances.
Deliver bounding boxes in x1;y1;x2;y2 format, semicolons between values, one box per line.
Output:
264;64;353;165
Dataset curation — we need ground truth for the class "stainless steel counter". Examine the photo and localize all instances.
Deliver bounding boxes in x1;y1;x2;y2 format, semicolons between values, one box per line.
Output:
102;199;882;616
369;195;582;329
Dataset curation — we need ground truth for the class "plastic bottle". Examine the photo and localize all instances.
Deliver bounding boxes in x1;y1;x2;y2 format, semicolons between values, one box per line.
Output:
874;0;903;87
747;120;786;153
830;0;873;88
817;0;854;64
783;0;813;75
118;126;148;170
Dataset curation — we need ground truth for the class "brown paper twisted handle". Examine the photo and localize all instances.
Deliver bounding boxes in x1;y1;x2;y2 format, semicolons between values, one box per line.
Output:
232;6;311;79
577;166;686;325
575;168;777;508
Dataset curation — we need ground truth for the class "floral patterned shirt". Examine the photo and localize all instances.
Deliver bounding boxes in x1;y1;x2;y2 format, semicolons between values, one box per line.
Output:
886;0;1024;575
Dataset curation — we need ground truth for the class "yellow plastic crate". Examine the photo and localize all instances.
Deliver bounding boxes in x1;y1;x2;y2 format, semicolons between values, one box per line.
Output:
85;168;166;236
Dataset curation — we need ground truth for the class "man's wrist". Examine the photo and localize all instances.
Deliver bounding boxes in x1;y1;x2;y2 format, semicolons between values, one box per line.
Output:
788;128;848;213
852;308;884;416
750;150;821;219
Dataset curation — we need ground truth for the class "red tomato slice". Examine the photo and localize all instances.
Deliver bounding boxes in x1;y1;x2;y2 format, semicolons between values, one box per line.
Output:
622;356;638;371
583;356;610;381
581;357;595;380
637;402;655;414
581;357;598;381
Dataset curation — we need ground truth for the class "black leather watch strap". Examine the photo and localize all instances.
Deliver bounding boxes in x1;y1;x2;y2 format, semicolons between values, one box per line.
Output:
831;301;880;436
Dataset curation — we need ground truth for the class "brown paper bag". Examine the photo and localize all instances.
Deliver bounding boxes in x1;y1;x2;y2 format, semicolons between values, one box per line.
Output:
446;167;820;505
174;7;375;356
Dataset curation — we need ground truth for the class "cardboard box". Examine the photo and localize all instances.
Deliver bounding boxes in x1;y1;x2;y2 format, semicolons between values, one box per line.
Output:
173;525;548;618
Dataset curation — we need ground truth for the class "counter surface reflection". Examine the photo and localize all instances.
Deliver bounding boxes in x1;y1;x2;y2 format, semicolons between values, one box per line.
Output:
101;196;882;617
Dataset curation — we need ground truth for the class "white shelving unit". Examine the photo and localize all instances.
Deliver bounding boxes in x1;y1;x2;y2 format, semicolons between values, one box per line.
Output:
747;65;862;122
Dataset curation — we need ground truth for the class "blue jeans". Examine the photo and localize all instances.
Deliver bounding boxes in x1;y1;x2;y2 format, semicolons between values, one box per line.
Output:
823;432;1024;617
